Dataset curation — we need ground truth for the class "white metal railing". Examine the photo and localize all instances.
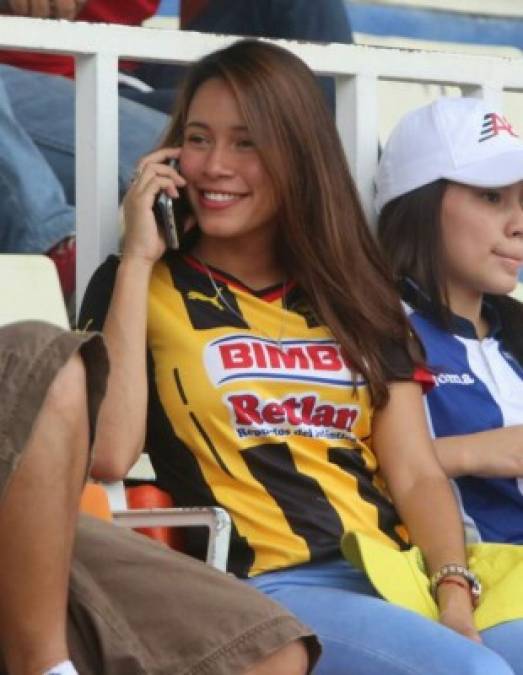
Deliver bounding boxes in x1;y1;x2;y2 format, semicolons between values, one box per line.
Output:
1;16;523;301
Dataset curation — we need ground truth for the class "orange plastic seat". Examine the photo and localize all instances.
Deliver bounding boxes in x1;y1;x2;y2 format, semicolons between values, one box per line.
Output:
125;484;186;550
79;483;112;521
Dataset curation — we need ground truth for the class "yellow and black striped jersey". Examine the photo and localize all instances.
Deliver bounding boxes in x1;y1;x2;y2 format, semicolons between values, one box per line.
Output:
81;253;420;577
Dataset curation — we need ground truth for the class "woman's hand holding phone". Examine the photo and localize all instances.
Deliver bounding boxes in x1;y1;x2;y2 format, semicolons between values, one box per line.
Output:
122;148;187;265
153;158;192;250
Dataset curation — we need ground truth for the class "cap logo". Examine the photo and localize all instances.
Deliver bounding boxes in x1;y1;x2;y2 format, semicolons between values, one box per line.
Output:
479;112;518;142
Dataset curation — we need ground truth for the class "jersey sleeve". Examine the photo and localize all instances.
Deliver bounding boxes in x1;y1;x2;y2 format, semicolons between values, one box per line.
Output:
412;366;435;393
381;336;435;393
78;255;120;332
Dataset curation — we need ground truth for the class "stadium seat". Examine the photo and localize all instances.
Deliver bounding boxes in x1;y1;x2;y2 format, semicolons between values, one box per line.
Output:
79;483;113;521
0;254;69;329
79;480;231;570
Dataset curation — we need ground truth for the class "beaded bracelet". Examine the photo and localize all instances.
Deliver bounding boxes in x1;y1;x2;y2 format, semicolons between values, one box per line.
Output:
429;564;481;608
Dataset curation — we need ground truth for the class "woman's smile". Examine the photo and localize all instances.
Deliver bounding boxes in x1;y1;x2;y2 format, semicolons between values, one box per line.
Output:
180;77;278;245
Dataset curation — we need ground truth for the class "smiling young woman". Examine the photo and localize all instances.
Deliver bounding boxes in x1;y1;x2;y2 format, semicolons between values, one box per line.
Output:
80;44;523;675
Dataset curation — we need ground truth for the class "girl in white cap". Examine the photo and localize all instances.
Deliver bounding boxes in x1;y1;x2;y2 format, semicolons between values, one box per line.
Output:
377;95;523;671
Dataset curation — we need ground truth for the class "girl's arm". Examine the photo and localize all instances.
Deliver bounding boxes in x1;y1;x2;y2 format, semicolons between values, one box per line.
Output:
434;426;523;478
90;148;184;480
373;381;480;642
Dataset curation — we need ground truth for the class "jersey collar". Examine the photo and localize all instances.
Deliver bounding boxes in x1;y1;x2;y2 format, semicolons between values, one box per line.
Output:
183;254;296;302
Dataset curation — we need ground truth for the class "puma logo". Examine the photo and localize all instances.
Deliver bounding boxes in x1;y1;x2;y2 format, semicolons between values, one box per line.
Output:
187;290;224;311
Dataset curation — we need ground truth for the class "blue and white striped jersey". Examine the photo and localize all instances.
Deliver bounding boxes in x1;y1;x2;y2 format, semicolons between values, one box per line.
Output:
403;280;523;544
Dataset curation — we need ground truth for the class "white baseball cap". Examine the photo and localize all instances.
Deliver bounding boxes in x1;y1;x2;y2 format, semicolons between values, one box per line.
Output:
374;96;523;214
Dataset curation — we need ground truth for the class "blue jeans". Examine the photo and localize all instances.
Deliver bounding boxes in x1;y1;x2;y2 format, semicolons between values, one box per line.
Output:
0;64;167;209
0;77;74;252
246;558;522;675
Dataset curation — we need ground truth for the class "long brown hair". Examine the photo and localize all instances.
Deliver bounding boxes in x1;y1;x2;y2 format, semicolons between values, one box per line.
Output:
163;39;422;407
378;181;523;365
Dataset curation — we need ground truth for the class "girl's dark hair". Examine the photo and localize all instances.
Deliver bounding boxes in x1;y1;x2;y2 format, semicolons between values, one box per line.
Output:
163;39;423;407
378;180;523;365
378;180;450;326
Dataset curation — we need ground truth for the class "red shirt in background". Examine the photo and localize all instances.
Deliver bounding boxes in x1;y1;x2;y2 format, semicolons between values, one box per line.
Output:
180;0;209;27
0;0;161;77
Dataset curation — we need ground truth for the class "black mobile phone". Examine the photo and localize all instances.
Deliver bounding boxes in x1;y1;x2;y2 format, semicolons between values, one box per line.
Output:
153;158;190;250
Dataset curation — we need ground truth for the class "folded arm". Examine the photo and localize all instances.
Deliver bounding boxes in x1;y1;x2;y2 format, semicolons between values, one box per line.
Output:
434;425;523;478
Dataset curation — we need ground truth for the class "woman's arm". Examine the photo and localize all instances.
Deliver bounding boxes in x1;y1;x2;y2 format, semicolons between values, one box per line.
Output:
89;256;155;480
90;147;184;480
373;381;480;642
434;426;523;478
